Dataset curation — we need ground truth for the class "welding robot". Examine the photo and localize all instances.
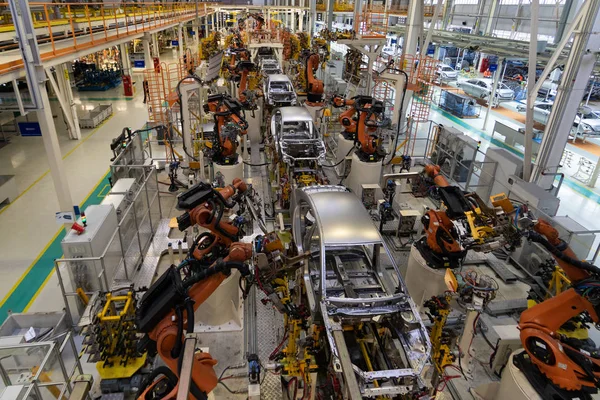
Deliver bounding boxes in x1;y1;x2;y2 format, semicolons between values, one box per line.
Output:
303;52;324;106
135;179;252;400
331;94;387;162
506;219;600;400
405;164;519;307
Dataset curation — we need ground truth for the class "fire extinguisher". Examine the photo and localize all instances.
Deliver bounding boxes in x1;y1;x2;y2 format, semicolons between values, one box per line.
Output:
122;75;133;97
153;57;161;73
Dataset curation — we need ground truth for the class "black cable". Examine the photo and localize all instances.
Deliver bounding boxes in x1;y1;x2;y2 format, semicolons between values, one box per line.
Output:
183;260;250;289
138;366;179;397
243;161;270;166
378;68;409;166
321;145;356;168
170;306;184;359
176;74;205;161
186;298;195;334
527;231;600;275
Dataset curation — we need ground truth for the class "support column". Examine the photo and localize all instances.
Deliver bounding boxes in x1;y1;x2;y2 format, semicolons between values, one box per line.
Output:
299;10;303;31
38;87;74;216
310;0;316;37
327;0;334;30
178;23;184;60
142;33;152;69
441;0;453;30
403;0;422;60
55;64;81;140
152;33;159;58
473;0;486;33
119;43;131;75
9;0;74;221
555;0;577;44
533;2;600;188
353;0;361;32
483;58;504;130
484;0;499;35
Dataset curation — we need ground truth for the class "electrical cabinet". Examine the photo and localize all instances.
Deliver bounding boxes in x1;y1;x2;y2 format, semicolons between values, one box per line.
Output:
61;205;118;293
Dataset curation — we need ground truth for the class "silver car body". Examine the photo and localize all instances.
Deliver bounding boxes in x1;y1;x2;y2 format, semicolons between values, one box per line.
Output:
574;109;600;135
292;186;432;397
271;106;326;165
435;64;458;80
458;78;515;102
516;101;553;125
264;74;298;107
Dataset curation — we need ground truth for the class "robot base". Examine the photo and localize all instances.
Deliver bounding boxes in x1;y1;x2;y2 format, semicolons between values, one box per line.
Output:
213;156;243;186
345;153;382;197
499;350;595;400
404;245;451;309
194;270;243;332
414;237;466;270
336;135;355;177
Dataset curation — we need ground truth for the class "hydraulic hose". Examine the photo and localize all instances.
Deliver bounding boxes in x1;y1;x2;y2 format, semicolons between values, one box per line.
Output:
183;260;250;289
527;231;600;276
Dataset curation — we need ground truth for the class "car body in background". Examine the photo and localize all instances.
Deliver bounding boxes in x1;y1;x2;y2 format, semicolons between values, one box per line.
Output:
457;78;515;103
516;101;554;125
573;107;600;136
264;74;298;107
271;106;326;165
516;102;600;136
435;64;458;80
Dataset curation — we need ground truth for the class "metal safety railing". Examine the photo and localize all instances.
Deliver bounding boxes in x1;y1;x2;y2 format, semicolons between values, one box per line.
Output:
0;1;217;75
0;339;84;400
55;163;163;326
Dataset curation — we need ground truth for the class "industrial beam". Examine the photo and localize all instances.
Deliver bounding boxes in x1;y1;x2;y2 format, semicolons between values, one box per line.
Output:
523;0;539;181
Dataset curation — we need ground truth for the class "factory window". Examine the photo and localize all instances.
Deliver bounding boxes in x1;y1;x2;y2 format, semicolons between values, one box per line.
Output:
454;0;478;4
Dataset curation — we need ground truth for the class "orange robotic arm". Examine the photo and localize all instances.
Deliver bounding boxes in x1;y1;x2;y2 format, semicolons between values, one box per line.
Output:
204;94;249;163
332;95;357;138
353;96;386;161
518;219;600;393
306;53;324;105
424;164;451;188
136;179;253;400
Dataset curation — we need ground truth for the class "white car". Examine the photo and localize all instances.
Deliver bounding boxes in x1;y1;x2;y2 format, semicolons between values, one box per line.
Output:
457;78;515;103
516;101;553;125
574;109;600;135
435;64;458;80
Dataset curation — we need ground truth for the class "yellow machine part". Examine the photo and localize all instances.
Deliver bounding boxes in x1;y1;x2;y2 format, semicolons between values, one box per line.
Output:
465;209;496;243
490;193;515;214
96;353;148;380
31;366;61;399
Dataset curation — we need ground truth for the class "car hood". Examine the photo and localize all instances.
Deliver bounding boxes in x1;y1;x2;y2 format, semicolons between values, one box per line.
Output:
580;119;600;130
496;88;514;97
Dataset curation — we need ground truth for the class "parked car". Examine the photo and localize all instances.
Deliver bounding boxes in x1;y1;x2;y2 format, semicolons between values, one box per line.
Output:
264;74;298;107
435;64;458;80
574;109;600;135
516;101;553;125
457;78;515;103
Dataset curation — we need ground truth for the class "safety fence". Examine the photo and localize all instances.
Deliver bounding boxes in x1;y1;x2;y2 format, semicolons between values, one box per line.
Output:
0;334;85;400
0;1;217;75
55;160;163;326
